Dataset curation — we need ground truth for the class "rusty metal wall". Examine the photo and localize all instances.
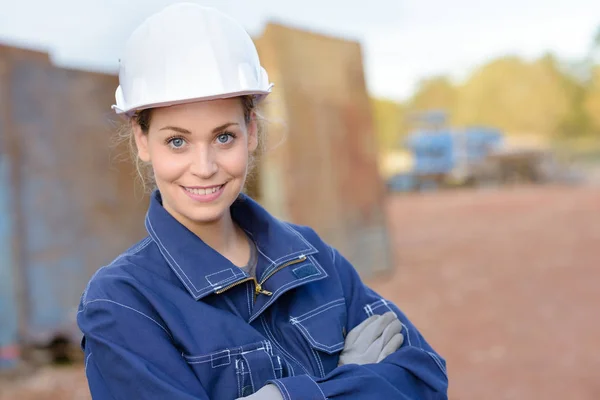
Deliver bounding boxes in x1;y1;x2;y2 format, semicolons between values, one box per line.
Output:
0;45;148;350
0;114;18;368
255;24;393;277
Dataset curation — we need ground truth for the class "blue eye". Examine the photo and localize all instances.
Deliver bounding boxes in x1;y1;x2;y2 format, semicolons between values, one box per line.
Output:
217;133;234;144
167;137;186;149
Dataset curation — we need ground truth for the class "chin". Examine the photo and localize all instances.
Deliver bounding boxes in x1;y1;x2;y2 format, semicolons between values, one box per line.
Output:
186;208;228;225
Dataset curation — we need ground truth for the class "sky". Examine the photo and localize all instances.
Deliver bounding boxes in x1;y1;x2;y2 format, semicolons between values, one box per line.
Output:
1;0;599;101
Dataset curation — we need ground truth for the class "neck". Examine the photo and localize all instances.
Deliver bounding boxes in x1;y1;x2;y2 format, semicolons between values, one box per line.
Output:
189;212;239;255
165;203;248;266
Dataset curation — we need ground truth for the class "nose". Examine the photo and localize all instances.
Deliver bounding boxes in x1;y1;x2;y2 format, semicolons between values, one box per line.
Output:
190;145;218;178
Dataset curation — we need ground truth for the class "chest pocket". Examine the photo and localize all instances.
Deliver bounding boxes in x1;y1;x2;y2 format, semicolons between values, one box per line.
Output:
183;340;284;398
289;298;347;377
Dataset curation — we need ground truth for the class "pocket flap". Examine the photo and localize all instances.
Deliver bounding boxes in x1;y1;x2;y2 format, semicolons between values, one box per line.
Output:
289;298;346;354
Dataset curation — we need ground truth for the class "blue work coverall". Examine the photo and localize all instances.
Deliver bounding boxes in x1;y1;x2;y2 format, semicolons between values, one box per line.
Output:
77;191;448;399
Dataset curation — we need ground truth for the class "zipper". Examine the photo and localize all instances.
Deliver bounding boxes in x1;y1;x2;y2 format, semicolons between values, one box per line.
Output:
214;255;308;301
215;277;255;295
259;255;307;288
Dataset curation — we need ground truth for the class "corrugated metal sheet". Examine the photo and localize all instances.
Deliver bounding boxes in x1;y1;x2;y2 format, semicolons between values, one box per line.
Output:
0;153;19;368
0;46;148;358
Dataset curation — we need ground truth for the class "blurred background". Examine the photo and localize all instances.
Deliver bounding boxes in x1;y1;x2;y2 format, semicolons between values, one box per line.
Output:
1;1;600;399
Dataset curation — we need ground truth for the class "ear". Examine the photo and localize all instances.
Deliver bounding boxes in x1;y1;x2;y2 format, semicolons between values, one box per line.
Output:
132;121;151;162
247;113;259;153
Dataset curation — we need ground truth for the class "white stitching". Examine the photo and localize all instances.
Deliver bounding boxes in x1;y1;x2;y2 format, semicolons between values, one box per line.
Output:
184;351;236;362
265;340;273;355
264;348;277;378
285;223;316;252
242;353;256;393
242;229;275;265
259;224;317;278
308;375;328;400
260;316;310;375
240;224;316;280
241;347;266;356
290;298;345;322
148;218;314;299
293;322;344;352
206;268;242;287
82;235;154;305
210;349;231;368
245;284;252;317
260;253;308;282
80;299;172;340
272;380;291;400
147;219;242;296
428;351;446;371
183;342;273;364
311;347;325;377
127;236;153;255
290;300;345;323
235;359;243;398
274;356;283;377
369;299;394;313
401;323;412;347
146;218;200;295
84;352;92;371
427;351;447;375
251;255;328;322
104;237;153;269
329;246;337;264
255;245;275;265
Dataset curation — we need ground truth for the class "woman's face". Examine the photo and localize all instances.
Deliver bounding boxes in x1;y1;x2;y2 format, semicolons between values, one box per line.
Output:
133;98;257;227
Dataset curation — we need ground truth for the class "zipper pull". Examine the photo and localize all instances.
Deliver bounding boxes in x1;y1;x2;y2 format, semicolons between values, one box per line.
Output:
255;282;273;297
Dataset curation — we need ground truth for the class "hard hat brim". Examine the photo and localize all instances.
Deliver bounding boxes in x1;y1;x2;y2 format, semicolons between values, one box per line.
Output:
112;86;273;117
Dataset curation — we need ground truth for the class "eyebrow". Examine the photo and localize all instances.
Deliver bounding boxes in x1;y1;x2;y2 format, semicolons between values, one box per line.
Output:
159;122;239;135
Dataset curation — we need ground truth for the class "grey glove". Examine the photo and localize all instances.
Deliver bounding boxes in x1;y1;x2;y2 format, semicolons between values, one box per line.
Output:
235;384;284;400
338;311;404;366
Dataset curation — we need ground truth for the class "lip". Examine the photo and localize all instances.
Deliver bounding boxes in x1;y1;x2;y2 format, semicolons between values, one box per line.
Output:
181;183;226;203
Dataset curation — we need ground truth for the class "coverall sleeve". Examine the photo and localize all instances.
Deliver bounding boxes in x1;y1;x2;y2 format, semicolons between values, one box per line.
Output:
268;247;448;400
77;299;210;400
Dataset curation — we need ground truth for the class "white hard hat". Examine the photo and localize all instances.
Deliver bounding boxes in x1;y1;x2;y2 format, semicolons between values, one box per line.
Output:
112;3;273;115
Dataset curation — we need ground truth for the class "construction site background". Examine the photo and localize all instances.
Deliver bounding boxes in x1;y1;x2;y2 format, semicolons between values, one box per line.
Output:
1;18;599;400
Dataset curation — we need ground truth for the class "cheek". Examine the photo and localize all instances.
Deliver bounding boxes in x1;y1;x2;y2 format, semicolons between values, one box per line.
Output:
149;146;188;181
218;146;250;175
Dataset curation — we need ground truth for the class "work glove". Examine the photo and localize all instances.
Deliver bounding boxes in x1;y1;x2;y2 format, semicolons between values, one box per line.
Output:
235;384;284;400
338;311;404;366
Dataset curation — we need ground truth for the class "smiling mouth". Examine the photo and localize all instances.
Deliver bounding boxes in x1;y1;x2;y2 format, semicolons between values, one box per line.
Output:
183;184;224;196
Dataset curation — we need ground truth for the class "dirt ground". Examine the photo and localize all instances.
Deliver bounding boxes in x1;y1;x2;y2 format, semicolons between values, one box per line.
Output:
1;185;599;399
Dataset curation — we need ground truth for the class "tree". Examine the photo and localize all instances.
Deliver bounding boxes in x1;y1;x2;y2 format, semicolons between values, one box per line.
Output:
370;97;406;151
408;76;458;118
452;56;571;136
584;66;600;134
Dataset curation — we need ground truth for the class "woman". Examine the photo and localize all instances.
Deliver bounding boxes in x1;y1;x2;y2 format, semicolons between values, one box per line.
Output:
77;3;448;399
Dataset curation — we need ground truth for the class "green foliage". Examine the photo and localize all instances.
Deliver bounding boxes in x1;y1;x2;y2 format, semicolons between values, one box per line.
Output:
370;97;406;151
370;28;600;152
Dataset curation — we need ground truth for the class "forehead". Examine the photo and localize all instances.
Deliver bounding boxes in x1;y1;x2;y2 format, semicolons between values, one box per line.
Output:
150;98;245;128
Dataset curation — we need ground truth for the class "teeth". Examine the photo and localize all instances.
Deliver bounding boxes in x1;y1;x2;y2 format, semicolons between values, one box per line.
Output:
186;186;221;195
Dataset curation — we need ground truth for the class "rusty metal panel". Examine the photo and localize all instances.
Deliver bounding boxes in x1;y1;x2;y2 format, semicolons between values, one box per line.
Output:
1;46;147;349
255;24;392;277
0;120;19;369
0;45;23;370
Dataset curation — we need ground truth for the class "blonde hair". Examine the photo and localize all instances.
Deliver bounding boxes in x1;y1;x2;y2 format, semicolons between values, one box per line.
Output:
114;95;266;193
